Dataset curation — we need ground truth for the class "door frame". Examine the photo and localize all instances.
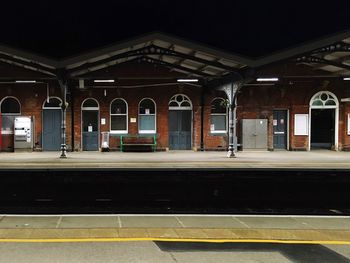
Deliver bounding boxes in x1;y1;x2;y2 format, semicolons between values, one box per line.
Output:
308;91;339;151
81;98;100;151
273;109;289;150
42;96;62;151
168;94;193;150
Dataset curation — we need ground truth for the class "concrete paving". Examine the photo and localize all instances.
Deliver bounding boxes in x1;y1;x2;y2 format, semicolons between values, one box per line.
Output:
0;215;348;243
0;150;349;169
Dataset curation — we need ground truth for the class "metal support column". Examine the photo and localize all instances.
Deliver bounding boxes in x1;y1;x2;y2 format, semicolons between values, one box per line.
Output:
220;82;241;158
57;70;69;158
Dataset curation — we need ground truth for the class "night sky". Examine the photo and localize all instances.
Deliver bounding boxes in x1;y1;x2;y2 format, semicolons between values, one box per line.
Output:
0;1;349;59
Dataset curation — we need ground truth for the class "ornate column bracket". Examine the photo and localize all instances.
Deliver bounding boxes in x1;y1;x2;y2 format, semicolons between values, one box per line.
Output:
219;81;242;158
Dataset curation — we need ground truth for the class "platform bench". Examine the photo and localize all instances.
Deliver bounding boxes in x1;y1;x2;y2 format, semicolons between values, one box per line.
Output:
120;134;157;152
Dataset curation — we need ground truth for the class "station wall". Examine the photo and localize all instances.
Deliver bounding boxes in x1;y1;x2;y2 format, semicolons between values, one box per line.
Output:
1;61;350;152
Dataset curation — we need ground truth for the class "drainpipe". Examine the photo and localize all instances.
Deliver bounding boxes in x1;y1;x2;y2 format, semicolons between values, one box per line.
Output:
200;87;204;151
71;87;75;152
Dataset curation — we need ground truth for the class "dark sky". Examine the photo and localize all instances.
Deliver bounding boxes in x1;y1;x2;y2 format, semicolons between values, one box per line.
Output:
0;1;349;59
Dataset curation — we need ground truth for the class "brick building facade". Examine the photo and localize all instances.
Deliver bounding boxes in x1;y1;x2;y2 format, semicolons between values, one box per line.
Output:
1;32;350;153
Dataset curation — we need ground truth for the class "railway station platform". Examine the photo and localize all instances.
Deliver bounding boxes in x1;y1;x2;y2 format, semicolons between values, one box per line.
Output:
0;150;349;170
0;214;348;244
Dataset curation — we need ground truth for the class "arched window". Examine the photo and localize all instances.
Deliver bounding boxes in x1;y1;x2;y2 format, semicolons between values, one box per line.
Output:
310;91;338;108
139;98;156;133
168;94;192;110
210;98;227;133
1;97;21;134
82;99;99;109
43;97;61;108
110;99;128;133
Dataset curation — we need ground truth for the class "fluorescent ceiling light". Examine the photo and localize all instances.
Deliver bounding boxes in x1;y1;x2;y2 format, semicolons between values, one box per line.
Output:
15;80;36;83
343;77;350;80
94;79;115;83
177;79;199;82
256;78;279;82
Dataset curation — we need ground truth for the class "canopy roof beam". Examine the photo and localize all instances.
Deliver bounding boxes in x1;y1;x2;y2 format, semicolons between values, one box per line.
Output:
68;44;241;76
139;56;213;78
0;53;56;76
295;55;350;72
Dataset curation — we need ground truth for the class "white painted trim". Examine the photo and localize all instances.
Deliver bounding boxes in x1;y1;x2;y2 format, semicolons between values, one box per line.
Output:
309;91;339;151
0;96;21;114
81;98;100;151
138;98;156;134
110;98;128;134
210;97;228;134
42;96;62;109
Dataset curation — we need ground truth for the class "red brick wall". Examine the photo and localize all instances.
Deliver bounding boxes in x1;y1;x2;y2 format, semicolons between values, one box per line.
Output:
2;60;350;152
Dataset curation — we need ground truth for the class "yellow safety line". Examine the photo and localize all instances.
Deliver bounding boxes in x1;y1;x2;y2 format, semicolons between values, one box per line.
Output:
0;237;349;244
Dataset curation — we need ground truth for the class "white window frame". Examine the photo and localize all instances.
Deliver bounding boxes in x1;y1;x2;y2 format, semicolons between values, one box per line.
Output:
138;98;156;134
110;98;128;134
308;91;339;151
0;96;21;134
168;94;193;110
210;98;228;134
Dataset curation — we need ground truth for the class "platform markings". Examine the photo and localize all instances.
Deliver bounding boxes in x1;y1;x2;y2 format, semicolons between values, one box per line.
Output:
174;217;185;227
1;214;350;218
0;237;349;245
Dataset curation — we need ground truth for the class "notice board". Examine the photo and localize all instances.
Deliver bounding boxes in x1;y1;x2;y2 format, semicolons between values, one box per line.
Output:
294;114;308;135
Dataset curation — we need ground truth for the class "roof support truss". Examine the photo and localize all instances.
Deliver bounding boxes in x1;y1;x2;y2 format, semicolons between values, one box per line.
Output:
296;55;350;71
68;44;240;76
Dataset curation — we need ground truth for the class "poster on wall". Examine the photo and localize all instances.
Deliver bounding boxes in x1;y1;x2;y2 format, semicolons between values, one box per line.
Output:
294;114;308;135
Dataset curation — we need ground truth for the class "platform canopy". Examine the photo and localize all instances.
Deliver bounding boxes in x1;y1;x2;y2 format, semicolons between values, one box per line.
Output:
62;32;253;80
251;29;350;77
2;31;350;79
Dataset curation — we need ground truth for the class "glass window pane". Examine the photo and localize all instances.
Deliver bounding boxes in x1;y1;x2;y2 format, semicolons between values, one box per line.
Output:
111;99;126;114
211;115;226;131
111;115;127;131
211;99;226;113
181;101;191;107
83;99;98;108
140;115;155;131
169;101;178;107
139;99;155;114
1;116;15;131
1;98;20;114
325;100;336;105
312;100;323;106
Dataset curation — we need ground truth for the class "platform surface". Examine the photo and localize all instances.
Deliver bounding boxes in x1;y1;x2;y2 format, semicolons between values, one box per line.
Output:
0;214;349;244
0;150;350;169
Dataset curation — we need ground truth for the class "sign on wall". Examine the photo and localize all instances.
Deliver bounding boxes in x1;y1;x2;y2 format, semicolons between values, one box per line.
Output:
294;114;308;135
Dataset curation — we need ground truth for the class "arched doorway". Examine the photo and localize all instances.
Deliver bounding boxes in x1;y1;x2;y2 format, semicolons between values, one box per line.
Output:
42;97;62;151
168;94;192;150
0;97;21;151
309;91;339;150
81;98;99;151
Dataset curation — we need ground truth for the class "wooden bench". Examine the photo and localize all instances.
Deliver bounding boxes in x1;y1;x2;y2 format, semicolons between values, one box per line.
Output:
120;134;157;152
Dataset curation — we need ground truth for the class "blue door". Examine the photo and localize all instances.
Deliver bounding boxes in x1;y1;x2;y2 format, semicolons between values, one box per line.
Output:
273;110;287;149
82;110;99;151
169;110;192;150
43;109;61;151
